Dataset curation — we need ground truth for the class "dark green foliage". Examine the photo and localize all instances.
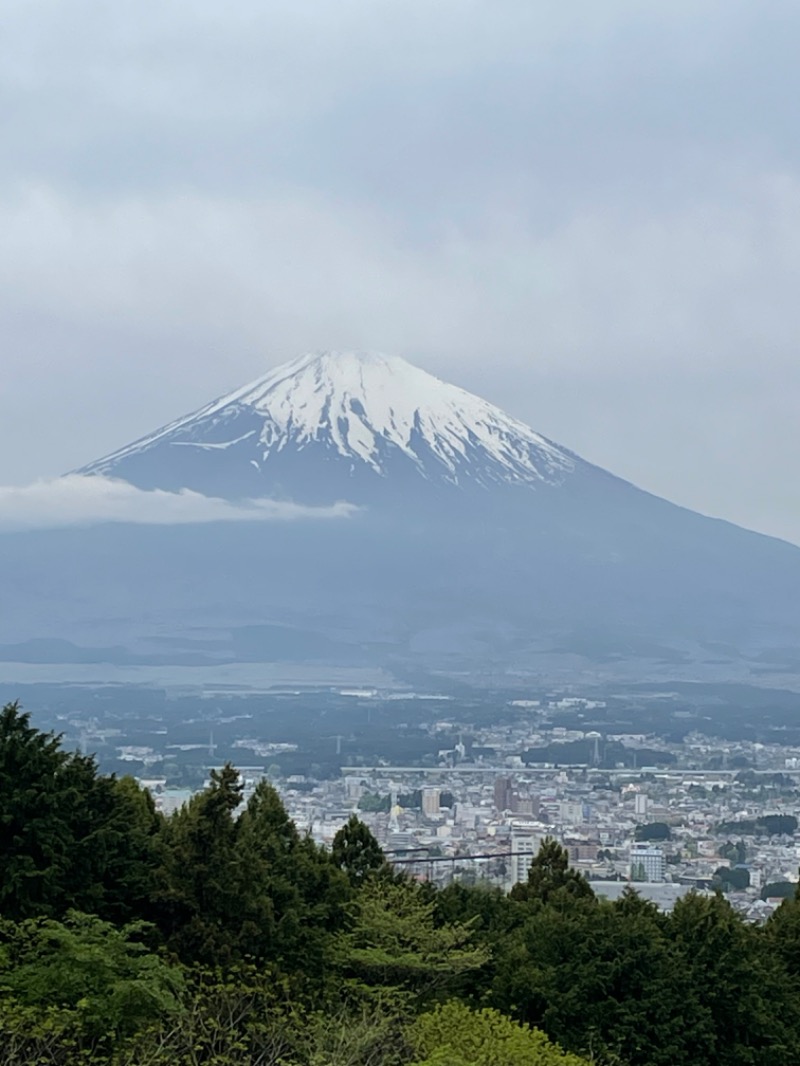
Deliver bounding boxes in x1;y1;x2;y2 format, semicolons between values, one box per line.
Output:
766;882;800;977
492;888;697;1065
509;838;594;905
156;771;349;977
667;892;797;1065
761;881;797;900
0;702;159;923
332;814;387;884
718;838;748;863
359;791;391;812
154;763;245;964
235;779;350;979
4;708;800;1066
717;814;798;836
634;821;672;841
713;865;750;891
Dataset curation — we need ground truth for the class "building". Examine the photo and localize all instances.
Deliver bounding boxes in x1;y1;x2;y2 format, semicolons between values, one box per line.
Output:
509;829;542;889
568;842;602;863
559;800;585;825
511;794;540;817
421;787;441;816
634;793;649;818
494;776;513;813
592;881;698;913
630;842;666;883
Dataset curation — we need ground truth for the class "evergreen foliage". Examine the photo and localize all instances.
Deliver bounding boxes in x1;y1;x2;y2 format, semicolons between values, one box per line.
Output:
332;814;387;884
4;701;800;1066
509;838;594;905
336;875;490;1003
634;821;671;841
0;702;159;923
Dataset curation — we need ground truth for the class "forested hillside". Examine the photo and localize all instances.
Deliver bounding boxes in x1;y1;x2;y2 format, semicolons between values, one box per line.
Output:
2;700;800;1065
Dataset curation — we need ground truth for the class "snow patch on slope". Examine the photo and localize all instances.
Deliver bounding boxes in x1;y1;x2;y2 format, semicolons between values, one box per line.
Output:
83;350;576;488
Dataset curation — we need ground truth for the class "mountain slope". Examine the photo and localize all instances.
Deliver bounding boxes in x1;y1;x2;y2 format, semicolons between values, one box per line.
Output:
78;350;579;502
3;348;797;675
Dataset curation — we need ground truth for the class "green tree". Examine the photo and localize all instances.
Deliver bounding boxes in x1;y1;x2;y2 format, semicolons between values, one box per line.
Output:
766;878;800;978
510;839;594;905
409;1001;588;1066
0;702;159;923
713;866;750;892
718;839;748;864
668;891;797;1065
492;890;696;1066
235;779;350;979
155;763;244;964
332;815;386;885
760;881;797;901
634;822;671;842
759;814;797;836
114;963;290;1066
0;911;182;1052
336;876;489;1003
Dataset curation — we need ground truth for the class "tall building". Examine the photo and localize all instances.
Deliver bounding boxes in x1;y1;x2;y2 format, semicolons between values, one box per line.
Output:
634;793;649;818
630;842;666;883
509;829;542;889
494;776;513;813
421;787;441;816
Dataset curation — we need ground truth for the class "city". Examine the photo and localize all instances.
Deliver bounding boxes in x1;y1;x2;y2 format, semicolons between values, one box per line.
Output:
37;680;800;920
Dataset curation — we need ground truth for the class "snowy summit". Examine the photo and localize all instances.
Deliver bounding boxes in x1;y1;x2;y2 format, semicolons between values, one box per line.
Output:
81;350;577;501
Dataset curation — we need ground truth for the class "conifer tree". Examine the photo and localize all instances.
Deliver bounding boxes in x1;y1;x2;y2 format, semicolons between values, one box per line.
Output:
155;763;244;963
332;814;386;884
0;702;159;923
336;876;489;1002
236;780;349;978
509;838;594;906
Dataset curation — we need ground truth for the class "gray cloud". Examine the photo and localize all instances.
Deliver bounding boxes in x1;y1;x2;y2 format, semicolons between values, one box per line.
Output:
2;1;800;542
0;475;357;531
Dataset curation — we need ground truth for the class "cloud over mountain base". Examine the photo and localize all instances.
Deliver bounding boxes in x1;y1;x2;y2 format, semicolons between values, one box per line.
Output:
0;475;357;531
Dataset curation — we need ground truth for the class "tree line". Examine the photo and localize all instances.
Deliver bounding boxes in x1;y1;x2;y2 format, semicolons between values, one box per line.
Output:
3;700;800;1065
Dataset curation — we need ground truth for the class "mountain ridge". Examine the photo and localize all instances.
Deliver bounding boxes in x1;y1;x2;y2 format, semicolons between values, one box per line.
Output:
78;350;582;502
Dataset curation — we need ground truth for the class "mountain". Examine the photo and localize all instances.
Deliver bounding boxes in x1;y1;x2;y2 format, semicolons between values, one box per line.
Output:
78;350;578;503
5;350;800;678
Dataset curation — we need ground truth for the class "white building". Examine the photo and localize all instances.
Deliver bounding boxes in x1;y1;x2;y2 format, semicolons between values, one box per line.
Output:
421;787;441;816
629;842;666;883
509;829;542;889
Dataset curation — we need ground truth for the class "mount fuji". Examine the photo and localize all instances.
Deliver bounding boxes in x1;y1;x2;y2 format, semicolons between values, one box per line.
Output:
78;350;578;503
5;349;800;677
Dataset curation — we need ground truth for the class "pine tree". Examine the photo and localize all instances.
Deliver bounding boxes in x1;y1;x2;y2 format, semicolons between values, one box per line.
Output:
509;839;594;906
336;876;489;1002
155;763;244;964
235;780;349;978
0;702;159;923
332;815;386;884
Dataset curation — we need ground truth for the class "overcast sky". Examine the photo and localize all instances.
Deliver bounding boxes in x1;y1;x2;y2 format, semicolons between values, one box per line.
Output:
2;1;800;542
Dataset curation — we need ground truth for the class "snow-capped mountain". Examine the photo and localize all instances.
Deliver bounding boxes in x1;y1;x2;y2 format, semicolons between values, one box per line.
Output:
3;346;796;676
80;351;579;502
